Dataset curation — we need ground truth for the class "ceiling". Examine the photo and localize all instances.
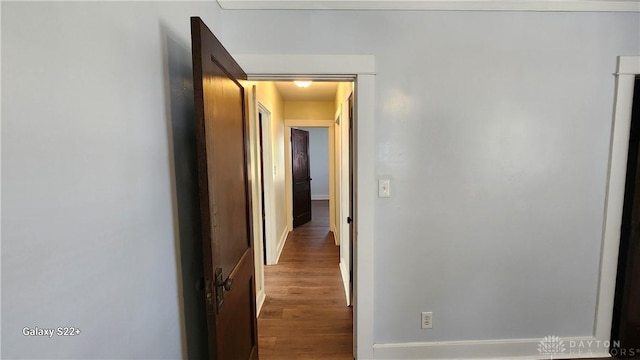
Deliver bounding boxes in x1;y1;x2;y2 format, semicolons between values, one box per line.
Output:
273;81;339;102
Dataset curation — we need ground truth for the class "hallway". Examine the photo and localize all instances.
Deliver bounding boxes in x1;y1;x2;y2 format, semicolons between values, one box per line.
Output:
258;200;353;360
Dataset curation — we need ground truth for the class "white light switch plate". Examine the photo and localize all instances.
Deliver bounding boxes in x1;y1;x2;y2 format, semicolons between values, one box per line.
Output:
378;179;391;198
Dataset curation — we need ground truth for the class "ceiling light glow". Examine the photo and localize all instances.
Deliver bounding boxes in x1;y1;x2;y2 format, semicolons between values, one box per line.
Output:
294;81;312;88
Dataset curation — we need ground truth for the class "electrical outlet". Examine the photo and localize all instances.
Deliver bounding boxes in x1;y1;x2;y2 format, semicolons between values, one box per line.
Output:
421;312;433;329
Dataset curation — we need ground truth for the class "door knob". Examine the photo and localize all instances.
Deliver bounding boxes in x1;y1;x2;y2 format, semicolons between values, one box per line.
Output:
214;267;233;313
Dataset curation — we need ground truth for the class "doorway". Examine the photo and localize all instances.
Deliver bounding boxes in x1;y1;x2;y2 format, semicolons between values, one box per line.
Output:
188;24;376;357
247;80;355;358
596;56;640;351
291;128;313;228
235;58;376;360
611;76;640;357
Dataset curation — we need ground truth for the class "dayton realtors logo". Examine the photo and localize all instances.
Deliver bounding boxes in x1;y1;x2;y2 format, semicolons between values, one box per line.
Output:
538;335;637;358
538;336;566;357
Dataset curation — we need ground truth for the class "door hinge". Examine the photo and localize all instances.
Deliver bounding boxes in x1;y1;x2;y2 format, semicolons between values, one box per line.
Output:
214;267;225;313
205;277;214;314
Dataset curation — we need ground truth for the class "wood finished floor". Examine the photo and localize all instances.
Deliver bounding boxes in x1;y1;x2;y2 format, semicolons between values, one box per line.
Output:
258;200;353;360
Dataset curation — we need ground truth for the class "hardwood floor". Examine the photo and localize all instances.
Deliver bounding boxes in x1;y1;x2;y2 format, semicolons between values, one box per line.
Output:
258;200;353;360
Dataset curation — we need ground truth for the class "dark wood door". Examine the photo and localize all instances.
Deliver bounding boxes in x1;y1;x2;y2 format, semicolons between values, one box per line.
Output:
292;128;312;228
612;77;640;357
191;17;258;360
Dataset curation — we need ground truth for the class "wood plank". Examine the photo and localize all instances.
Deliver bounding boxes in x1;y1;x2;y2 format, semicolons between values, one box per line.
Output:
258;201;352;358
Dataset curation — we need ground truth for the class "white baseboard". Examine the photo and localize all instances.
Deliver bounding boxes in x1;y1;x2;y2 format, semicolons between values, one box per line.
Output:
274;227;289;264
332;229;339;245
373;336;611;360
339;260;351;306
311;194;329;200
256;289;266;317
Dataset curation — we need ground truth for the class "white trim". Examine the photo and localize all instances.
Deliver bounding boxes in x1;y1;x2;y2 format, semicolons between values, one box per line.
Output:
285;119;336;127
617;56;640;75
340;260;351;306
373;336;610;360
336;87;354;307
311;194;330;200
274;227;289;264
235;55;375;77
256;289;266;316
284;119;338;233
594;55;640;343
355;74;376;360
247;85;267;314
236;54;376;360
219;0;640;12
258;103;280;266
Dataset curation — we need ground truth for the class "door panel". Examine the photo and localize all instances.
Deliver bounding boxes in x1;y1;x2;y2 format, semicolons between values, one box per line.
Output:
612;77;640;356
191;17;258;360
292;128;312;227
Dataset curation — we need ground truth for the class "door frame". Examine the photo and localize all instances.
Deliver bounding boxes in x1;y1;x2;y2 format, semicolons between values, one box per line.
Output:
235;53;375;359
596;56;640;346
247;85;280;314
284;120;337;236
256;102;279;267
290;127;313;228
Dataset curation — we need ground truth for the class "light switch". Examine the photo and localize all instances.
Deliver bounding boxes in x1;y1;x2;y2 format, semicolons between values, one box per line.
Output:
378;179;391;198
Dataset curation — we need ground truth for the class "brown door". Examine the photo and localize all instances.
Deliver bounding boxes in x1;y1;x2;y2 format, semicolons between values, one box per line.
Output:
612;77;640;357
292;128;312;228
191;17;258;360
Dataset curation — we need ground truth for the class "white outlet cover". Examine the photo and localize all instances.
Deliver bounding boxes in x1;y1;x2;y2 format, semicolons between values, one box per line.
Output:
378;179;391;198
421;312;433;329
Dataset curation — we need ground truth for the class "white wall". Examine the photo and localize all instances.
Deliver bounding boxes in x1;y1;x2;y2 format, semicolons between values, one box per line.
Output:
1;2;222;358
299;127;330;199
2;1;639;358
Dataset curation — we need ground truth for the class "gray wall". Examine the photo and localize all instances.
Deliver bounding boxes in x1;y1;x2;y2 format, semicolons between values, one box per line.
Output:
300;127;330;199
2;1;639;357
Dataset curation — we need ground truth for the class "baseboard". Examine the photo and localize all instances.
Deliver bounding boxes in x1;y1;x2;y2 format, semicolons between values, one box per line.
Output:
311;194;329;200
274;227;289;264
373;336;611;360
256;289;266;317
339;260;351;306
332;229;339;245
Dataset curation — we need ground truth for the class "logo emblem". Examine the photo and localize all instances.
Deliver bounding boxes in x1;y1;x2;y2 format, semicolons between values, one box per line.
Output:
538;335;566;357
